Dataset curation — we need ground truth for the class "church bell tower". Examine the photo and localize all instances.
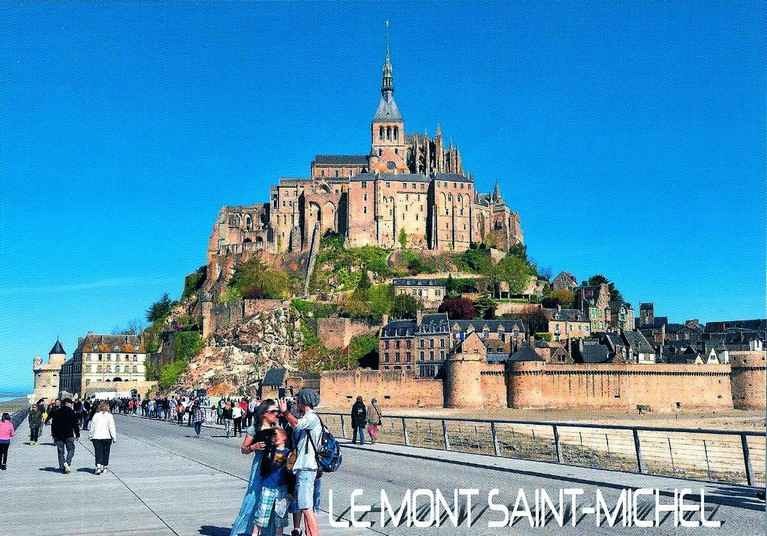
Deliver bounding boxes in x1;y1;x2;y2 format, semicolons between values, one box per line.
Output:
370;21;409;174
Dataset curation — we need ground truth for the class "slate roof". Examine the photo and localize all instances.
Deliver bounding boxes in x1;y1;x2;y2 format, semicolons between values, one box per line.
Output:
349;172;473;184
705;319;767;333
49;339;66;355
623;331;655;354
543;308;588;322
382;315;526;341
373;94;403;121
75;334;145;354
262;368;288;387
450;319;526;333
509;344;543;362
577;341;613;363
552;272;578;288
381;313;450;338
392;278;446;287
602;333;626;351
313;155;369;166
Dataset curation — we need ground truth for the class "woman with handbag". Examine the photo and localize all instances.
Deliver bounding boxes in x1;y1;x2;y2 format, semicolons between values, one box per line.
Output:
366;398;382;444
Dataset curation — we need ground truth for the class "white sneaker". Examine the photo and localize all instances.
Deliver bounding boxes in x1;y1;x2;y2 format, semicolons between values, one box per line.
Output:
63;463;71;474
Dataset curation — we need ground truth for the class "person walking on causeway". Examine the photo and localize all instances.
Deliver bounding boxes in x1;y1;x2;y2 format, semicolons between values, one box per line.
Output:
351;396;366;445
0;413;15;470
89;402;117;475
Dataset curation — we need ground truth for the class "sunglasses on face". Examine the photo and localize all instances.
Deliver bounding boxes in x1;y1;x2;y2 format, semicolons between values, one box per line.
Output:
266;409;279;414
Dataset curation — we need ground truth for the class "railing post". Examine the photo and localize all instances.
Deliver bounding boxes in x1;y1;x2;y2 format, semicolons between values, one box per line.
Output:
442;419;450;451
741;434;753;487
340;415;346;439
632;429;644;474
491;421;500;456
552;424;562;463
402;417;410;446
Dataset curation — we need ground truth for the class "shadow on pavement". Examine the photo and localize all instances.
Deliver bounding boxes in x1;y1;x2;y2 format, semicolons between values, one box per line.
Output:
38;467;62;473
76;467;97;474
198;525;230;536
706;484;766;511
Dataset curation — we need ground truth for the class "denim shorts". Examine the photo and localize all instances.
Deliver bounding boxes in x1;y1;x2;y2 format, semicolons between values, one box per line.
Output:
293;470;321;511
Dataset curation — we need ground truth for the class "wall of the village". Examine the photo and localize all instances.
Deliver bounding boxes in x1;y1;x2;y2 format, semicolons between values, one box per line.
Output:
480;366;507;407
507;362;733;412
319;369;443;409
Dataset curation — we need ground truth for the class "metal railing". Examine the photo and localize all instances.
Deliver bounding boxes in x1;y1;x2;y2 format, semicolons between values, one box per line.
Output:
318;412;766;488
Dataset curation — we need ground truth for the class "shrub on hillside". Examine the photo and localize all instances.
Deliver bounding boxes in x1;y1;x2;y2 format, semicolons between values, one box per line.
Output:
182;265;207;300
146;293;174;323
391;293;422;319
230;258;289;299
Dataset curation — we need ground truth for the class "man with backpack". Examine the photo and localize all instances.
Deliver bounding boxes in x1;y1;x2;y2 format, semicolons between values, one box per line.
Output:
279;388;322;536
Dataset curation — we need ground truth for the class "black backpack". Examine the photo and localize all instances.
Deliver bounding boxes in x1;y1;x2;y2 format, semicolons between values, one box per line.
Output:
305;415;342;473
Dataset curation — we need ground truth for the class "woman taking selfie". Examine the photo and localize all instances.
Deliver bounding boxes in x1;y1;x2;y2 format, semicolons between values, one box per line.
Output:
229;399;282;536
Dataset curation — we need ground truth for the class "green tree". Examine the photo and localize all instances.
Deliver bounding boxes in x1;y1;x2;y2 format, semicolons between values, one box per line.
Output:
368;284;394;320
391;293;421;319
493;255;535;295
586;274;623;303
474;294;497;319
357;267;372;291
542;288;575;309
398;228;408;249
146;293;173;322
445;274;461;297
182;265;207;300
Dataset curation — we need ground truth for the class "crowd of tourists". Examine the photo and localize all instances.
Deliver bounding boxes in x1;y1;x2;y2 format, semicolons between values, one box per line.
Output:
0;388;388;536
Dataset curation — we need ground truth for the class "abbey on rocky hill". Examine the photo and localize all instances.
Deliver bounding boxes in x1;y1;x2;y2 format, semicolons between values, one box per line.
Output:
208;31;523;261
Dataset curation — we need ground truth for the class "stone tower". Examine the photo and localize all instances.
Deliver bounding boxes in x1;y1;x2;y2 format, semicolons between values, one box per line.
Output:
729;340;767;410
48;338;67;368
369;21;409;174
639;303;654;327
32;339;67;401
444;332;486;408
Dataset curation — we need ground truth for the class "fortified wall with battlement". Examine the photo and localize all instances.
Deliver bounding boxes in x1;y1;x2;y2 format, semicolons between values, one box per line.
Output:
320;357;766;412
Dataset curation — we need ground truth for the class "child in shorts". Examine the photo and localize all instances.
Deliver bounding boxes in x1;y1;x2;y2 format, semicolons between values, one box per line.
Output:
253;427;291;535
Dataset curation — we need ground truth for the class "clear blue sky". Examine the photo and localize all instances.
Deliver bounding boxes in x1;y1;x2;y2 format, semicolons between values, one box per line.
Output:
2;2;764;391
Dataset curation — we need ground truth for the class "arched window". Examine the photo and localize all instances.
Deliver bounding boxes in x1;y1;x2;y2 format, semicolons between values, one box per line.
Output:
394;126;398;140
379;126;384;139
386;126;391;140
245;215;252;230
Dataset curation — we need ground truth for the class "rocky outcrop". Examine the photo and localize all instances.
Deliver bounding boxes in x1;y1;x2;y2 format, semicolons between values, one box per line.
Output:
179;303;304;394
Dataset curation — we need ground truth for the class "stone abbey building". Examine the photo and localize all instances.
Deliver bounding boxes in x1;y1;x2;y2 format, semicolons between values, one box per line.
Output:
208;41;523;263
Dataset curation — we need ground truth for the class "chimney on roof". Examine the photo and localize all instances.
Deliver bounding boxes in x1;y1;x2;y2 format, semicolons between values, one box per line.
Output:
416;309;424;326
381;314;389;327
557;304;561;312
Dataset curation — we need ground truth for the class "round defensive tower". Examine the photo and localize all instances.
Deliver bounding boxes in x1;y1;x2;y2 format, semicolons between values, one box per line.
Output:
729;341;766;410
444;332;485;408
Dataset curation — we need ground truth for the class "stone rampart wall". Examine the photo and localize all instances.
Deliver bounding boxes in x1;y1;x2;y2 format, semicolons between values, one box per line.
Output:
508;362;733;412
320;369;443;409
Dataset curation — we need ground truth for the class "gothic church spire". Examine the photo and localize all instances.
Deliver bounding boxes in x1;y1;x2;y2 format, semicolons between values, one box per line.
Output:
381;20;394;98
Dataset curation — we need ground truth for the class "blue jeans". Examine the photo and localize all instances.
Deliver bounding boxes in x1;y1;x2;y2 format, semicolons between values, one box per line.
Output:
352;425;365;445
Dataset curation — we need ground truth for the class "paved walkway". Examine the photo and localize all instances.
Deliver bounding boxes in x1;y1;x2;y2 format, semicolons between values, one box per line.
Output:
3;414;764;535
1;419;364;536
